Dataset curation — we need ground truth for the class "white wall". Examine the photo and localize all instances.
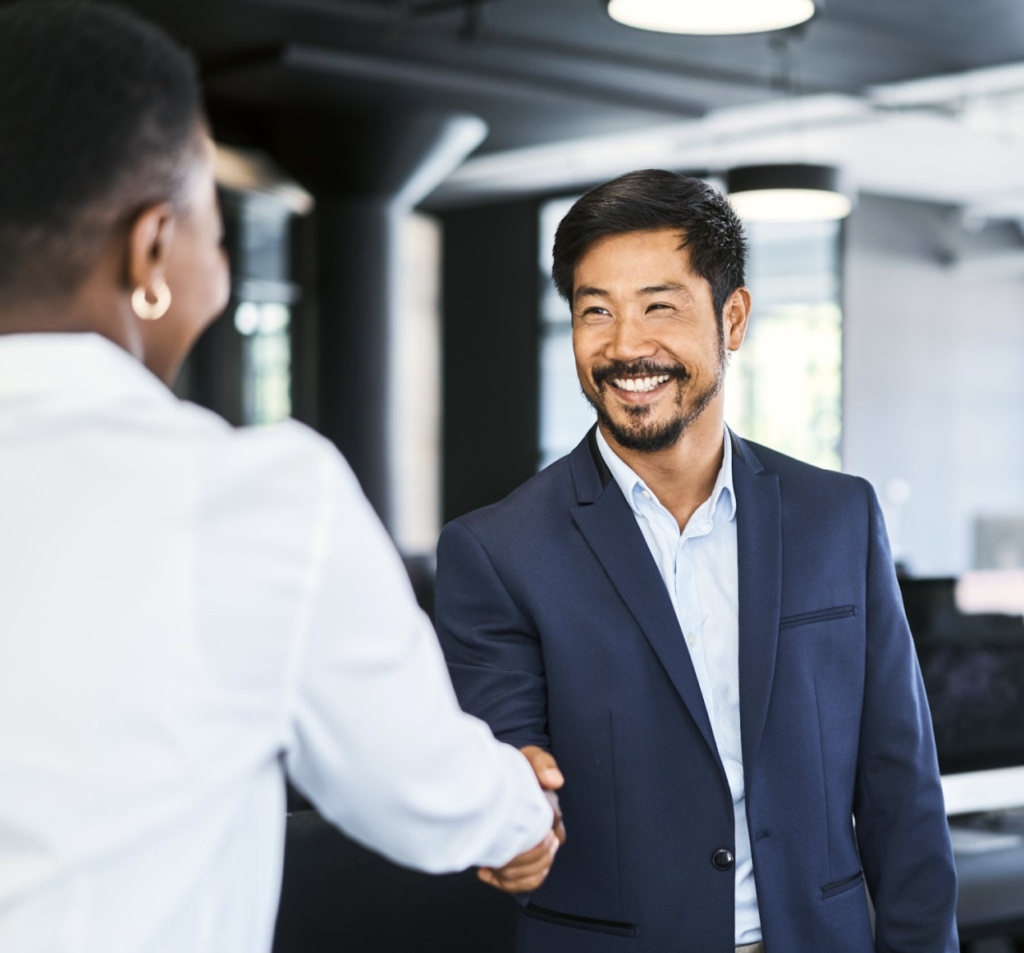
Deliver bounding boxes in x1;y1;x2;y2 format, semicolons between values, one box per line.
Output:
843;194;1024;576
389;212;442;555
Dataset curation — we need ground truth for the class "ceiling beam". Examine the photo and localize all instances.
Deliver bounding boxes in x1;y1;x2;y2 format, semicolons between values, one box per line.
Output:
207;41;707;116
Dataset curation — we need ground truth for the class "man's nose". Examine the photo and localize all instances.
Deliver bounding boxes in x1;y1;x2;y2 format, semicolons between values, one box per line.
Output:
606;313;657;362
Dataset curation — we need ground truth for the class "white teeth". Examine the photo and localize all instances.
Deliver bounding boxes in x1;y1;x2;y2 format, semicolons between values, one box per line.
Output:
611;374;671;393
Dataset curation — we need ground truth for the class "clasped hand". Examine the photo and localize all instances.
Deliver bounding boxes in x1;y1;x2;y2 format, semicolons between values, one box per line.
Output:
476;745;566;893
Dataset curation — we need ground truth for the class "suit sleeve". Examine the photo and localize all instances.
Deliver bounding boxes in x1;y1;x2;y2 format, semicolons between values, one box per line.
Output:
435;518;550;752
853;480;958;953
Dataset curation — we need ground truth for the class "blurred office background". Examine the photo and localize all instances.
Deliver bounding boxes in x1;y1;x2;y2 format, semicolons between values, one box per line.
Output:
32;0;1024;948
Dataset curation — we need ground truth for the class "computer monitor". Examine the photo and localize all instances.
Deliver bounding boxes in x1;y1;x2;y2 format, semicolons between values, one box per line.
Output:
900;577;1024;776
917;629;1024;776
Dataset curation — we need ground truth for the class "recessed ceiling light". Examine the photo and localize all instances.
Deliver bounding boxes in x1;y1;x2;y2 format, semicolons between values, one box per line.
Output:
727;164;852;222
607;0;816;35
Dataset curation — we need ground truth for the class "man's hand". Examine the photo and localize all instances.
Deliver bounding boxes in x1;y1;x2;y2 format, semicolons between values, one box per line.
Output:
477;829;559;893
520;745;566;846
476;745;567;894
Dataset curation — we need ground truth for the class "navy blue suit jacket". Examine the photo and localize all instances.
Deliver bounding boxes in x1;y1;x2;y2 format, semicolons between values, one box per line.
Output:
436;430;957;953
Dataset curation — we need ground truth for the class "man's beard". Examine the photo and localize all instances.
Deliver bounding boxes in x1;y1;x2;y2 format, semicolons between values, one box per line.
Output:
584;339;727;454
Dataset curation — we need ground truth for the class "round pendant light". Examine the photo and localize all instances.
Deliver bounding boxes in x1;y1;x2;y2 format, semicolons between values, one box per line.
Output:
726;164;852;223
607;0;816;35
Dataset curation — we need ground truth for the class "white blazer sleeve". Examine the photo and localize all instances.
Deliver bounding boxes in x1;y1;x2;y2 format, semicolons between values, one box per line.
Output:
282;451;553;873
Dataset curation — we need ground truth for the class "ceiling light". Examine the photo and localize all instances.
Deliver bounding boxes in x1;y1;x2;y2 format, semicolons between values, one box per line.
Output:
726;163;852;222
607;0;815;35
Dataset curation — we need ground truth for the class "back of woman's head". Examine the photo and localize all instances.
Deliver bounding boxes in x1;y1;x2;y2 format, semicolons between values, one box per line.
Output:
0;1;203;304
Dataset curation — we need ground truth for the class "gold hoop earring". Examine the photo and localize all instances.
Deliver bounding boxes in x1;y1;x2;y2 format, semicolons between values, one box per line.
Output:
131;279;172;321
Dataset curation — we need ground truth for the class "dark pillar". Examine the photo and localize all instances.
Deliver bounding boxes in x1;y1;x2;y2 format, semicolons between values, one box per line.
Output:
312;196;392;517
439;199;541;523
268;109;484;527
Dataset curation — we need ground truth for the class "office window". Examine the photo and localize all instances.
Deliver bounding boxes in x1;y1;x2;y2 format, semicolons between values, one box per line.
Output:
177;186;299;427
538;197;843;472
231;190;298;427
234;301;292;425
724;219;843;470
538;196;594;470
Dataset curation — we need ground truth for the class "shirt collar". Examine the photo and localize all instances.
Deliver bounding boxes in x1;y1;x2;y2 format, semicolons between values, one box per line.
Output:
0;332;174;407
594;424;737;524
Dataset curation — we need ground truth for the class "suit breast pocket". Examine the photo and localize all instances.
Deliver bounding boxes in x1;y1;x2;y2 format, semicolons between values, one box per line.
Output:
779;605;857;630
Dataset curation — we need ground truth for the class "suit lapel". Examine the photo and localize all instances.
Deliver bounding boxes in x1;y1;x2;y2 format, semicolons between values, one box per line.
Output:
569;431;723;771
732;438;783;782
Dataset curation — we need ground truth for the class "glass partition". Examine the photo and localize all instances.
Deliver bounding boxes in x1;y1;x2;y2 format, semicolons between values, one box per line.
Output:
724;219;843;470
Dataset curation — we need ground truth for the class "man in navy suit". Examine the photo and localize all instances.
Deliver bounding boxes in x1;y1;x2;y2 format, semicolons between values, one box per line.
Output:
436;170;957;952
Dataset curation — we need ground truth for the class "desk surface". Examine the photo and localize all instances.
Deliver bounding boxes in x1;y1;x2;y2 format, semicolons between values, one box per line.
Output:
952;811;1024;935
943;766;1024;816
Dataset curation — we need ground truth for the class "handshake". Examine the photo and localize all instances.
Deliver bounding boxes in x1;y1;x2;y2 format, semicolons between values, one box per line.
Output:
477;745;567;894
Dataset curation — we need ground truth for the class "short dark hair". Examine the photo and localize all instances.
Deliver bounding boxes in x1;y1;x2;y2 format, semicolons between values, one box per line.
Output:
552;169;747;319
0;1;204;301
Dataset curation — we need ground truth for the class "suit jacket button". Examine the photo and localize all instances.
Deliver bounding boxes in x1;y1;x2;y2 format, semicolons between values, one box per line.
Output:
712;849;735;871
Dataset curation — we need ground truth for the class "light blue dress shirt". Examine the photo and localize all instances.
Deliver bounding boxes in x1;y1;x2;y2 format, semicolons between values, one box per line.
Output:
595;427;762;945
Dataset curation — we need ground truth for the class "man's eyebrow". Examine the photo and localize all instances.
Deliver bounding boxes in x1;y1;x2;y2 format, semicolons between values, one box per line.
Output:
639;282;686;295
574;282;687;301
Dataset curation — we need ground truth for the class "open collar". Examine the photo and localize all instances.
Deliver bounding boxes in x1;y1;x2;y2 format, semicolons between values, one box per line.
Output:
592;425;737;525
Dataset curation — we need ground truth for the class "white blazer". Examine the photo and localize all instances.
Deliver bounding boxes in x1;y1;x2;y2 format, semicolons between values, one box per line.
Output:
0;333;551;953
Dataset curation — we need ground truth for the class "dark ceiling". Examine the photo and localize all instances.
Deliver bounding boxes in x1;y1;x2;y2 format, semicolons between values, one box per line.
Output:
121;0;1024;155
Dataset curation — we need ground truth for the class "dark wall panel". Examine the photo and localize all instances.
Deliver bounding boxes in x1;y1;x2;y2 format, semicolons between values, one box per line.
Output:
441;200;540;524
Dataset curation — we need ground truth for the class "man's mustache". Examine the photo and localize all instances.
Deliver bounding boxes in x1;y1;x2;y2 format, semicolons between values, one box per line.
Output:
591;360;690;388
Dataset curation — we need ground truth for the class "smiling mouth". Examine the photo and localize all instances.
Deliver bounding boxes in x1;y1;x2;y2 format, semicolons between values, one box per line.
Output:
609;374;672;394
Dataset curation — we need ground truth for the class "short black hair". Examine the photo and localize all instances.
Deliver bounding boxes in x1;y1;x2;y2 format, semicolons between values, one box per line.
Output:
0;1;204;301
552;169;747;319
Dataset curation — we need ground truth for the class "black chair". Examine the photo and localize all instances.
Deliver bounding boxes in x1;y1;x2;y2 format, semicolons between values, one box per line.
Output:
272;809;519;953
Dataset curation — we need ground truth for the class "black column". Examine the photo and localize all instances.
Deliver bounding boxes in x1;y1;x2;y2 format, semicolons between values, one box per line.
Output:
313;196;392;518
268;109;483;527
439;199;541;524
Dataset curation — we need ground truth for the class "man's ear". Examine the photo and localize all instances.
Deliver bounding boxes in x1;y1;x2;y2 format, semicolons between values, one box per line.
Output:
723;286;752;351
126;202;175;297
